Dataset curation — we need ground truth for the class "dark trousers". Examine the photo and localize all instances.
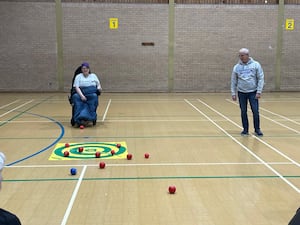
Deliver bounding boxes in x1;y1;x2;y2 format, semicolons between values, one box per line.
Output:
72;87;98;125
289;208;300;225
238;91;260;132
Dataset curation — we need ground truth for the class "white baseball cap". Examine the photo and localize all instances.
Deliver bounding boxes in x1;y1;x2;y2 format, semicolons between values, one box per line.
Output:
0;152;6;172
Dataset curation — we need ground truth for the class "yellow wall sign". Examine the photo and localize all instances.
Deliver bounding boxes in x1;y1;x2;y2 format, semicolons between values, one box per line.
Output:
109;18;118;29
285;19;294;30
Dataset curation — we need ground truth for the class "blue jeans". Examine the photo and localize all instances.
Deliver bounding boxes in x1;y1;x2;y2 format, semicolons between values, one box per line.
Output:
72;86;98;125
238;91;260;132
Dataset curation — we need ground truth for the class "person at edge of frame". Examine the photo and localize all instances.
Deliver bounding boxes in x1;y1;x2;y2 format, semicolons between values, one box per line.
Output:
0;152;22;225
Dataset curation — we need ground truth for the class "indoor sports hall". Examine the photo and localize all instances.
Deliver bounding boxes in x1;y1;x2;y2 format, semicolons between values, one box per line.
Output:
1;92;300;225
0;0;300;225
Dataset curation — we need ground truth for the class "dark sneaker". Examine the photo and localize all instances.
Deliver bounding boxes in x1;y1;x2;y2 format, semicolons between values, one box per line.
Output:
80;120;89;127
255;130;263;137
241;130;249;136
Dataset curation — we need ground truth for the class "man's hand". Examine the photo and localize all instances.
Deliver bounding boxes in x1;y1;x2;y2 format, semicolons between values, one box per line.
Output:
256;93;261;99
232;95;237;101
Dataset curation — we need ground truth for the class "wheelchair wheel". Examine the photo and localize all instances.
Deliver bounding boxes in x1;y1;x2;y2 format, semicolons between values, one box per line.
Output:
71;118;75;126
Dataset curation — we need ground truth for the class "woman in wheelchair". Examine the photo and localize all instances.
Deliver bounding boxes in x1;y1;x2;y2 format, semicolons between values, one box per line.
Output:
71;62;102;127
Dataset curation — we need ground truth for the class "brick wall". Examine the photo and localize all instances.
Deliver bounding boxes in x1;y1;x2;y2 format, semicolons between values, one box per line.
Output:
281;5;300;90
0;2;57;91
174;5;278;92
0;2;299;92
62;3;169;92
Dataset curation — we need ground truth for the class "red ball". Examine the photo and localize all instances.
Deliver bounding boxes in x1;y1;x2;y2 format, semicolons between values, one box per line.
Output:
99;162;106;169
111;150;115;155
65;143;70;148
95;152;101;158
64;151;69;157
116;143;121;148
127;154;133;160
144;153;150;159
168;186;176;194
78;147;84;153
80;125;84;129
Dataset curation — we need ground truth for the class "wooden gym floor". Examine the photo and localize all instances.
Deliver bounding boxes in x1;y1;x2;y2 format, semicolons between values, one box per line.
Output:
0;92;300;225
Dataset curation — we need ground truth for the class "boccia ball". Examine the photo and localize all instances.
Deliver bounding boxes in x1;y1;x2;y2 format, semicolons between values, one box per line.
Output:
99;162;106;169
70;168;77;175
168;186;176;194
95;152;101;158
127;154;133;160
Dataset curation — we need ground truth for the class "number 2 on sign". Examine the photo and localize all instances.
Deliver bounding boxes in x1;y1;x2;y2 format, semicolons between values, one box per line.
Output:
110;18;118;29
285;19;294;30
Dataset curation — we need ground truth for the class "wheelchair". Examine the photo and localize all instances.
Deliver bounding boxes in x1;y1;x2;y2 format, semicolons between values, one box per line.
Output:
68;66;100;127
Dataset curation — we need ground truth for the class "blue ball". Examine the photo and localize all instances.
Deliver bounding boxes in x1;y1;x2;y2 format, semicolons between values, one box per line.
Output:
70;168;77;175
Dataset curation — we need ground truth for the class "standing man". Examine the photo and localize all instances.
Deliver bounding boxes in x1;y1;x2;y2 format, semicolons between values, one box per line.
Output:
231;48;264;136
0;152;22;225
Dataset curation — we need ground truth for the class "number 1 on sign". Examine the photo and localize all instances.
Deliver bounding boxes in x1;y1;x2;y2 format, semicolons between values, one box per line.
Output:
110;18;118;29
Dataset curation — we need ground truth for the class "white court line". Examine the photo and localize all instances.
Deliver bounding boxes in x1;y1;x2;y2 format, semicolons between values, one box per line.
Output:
102;98;188;102
0;120;61;123
5;162;294;169
101;99;111;122
185;99;300;193
0;100;20;109
61;165;87;225
199;99;300;167
256;106;300;127
260;98;300;102
0;100;34;118
226;99;300;133
105;119;211;122
0;119;215;123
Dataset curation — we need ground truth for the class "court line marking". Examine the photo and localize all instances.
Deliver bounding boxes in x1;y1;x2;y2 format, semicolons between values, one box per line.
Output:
3;161;294;169
226;99;300;131
0;120;68;123
260;98;300;102
0;100;34;118
48;98;191;102
101;99;111;122
0;96;54;128
185;99;300;193
4;175;300;183
198;99;300;166
61;165;87;225
0;119;213;123
1;117;299;123
259;107;300;126
5;111;65;166
0;100;20;109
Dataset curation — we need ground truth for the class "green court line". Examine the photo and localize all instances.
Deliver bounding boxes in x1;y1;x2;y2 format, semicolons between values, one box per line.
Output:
0;97;53;127
3;175;300;183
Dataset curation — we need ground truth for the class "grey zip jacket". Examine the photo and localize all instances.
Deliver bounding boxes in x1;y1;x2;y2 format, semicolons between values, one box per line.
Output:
231;57;264;96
